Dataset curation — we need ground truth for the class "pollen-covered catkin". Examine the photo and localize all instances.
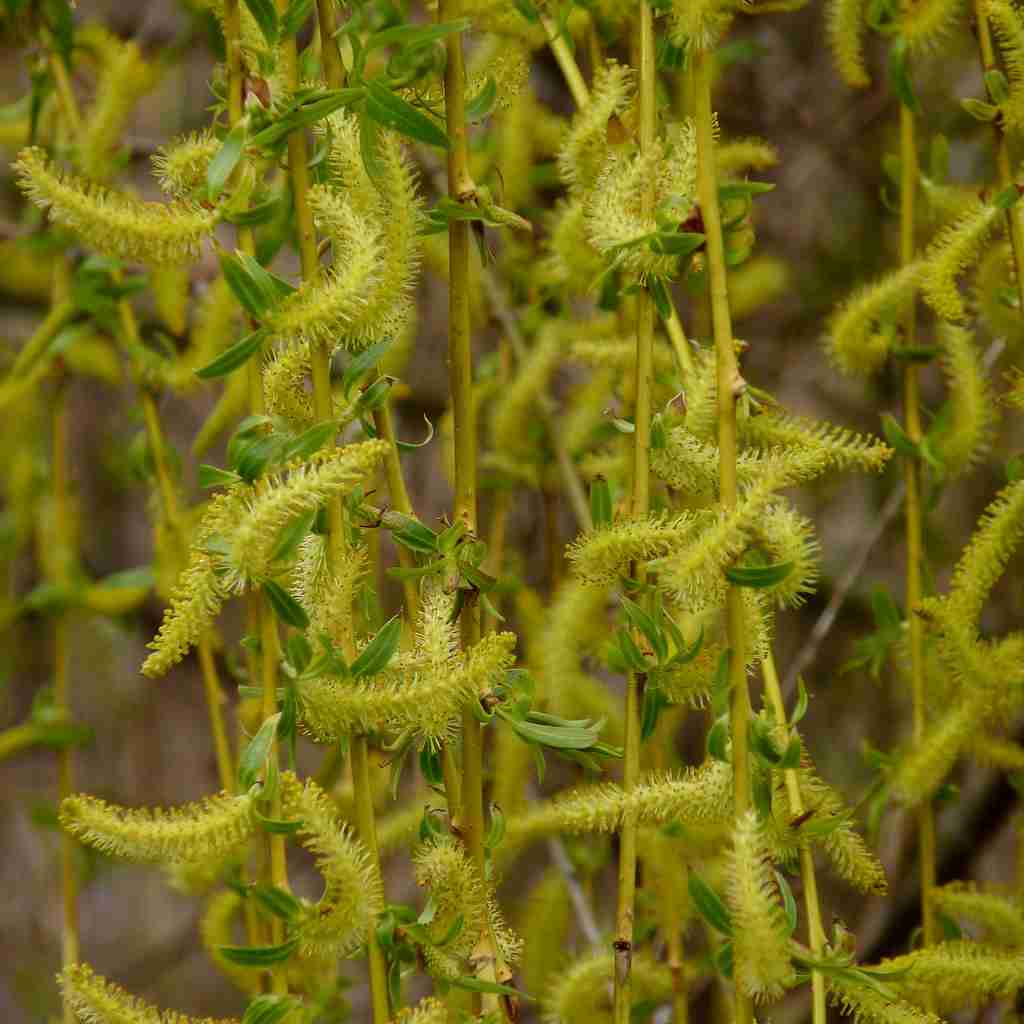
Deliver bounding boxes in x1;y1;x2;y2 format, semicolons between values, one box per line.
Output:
59;790;255;863
15;148;218;265
60;963;240;1024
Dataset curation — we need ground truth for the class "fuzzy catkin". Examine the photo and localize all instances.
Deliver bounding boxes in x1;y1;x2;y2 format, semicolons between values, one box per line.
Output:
15;148;218;266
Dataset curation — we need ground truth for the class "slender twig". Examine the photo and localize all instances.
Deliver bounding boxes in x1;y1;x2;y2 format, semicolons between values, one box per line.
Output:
693;44;753;1024
763;648;827;1024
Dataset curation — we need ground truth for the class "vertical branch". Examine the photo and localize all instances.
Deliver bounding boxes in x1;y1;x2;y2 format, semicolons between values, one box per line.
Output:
278;4;389;1018
974;0;1024;314
51;367;78;1024
693;46;752;1024
613;8;655;1024
762;648;827;1024
897;99;936;956
439;0;483;869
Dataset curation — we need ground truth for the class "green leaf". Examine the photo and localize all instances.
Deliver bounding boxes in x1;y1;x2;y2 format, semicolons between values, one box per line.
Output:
195;328;269;379
961;97;998;122
242;995;302;1024
621;596;666;663
986;68;1011;104
881;413;918;458
252;884;303;921
241;0;278;45
223;197;282;226
364;79;449;149
994;185;1022;211
342;337;394;397
281;420;336;462
649;231;705;257
791;678;809;726
688;873;733;936
484;802;506;850
219;250;294;320
724;560;794;589
590;476;613;529
270;510;317;564
253;807;303;834
774;869;798;936
447;975;527;999
350;616;402;678
366;18;471;53
262;579;310;629
465;76;498;120
218;938;298;967
198;464;242;489
239;712;281;791
279;0;314;37
615;628;649;673
207;120;247;201
249;88;363;149
389;517;439;555
888;37;921;114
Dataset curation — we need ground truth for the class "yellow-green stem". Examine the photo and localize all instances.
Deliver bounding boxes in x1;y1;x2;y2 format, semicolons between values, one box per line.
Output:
898;102;937;958
974;0;1024;314
10;300;74;378
762;648;826;1024
541;14;590;110
283;11;389;1014
316;0;345;89
693;46;752;1024
613;10;656;1024
52;373;78;1024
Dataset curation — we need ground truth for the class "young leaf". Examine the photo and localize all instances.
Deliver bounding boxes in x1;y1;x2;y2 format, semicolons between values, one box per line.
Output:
218;938;298;967
724;560;795;589
239;712;281;791
688;873;733;936
350;615;402;678
195;327;269;379
262;579;310;629
242;995;302;1024
207;121;247;201
364;79;449;149
241;0;278;45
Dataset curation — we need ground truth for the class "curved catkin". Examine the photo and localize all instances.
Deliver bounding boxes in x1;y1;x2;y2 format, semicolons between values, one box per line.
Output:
921;199;1003;322
893;698;985;805
266;200;381;347
936;323;996;476
60;963;240;1024
974;241;1024;343
413;836;521;979
989;0;1024;132
670;0;741;52
14;148;218;266
142;489;248;676
298;630;516;746
318;115;422;347
826;972;942;1024
566;513;697;586
80;40;158;183
726;811;796;1002
755;502;821;608
826;0;871;86
826;261;923;375
516;868;572;999
943;478;1024;626
394;999;452;1024
514;759;733;841
929;882;1024;946
226;441;388;590
153;130;221;198
280;772;381;958
770;760;888;893
542;950;674;1023
900;0;965;51
489;327;562;457
883;941;1024;1009
558;62;634;196
741;412;892;475
59;789;255;864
